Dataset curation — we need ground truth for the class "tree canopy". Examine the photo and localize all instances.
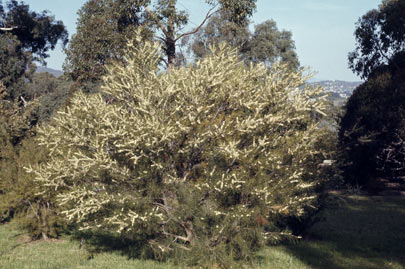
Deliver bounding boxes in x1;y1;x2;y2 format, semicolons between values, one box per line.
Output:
191;11;299;70
348;0;405;79
339;52;405;186
0;0;68;63
147;0;256;67
64;0;257;84
340;0;405;187
64;0;151;83
0;0;68;101
0;1;70;236
190;10;250;60
0;33;34;99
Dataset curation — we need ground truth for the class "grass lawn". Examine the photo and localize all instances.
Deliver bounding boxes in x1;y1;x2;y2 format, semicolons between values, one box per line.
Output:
257;194;405;269
1;193;405;268
0;222;175;269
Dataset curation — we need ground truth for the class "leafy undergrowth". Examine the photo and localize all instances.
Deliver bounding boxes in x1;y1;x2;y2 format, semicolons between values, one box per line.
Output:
1;194;405;269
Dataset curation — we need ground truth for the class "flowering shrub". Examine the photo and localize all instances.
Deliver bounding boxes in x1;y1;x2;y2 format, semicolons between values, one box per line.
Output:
29;39;329;265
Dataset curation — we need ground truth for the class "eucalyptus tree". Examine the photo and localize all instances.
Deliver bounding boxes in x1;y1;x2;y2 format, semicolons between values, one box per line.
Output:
348;0;405;79
64;0;151;83
65;0;257;82
0;0;67;99
191;11;299;70
340;0;405;187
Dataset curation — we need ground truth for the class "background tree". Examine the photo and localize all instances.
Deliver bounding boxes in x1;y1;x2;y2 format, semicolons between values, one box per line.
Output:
26;72;72;122
0;0;69;146
340;0;405;187
0;0;68;62
64;0;151;85
348;0;405;79
339;53;405;187
190;10;250;60
190;11;299;69
0;33;34;100
244;20;299;69
146;0;256;67
0;0;68;99
65;0;257;84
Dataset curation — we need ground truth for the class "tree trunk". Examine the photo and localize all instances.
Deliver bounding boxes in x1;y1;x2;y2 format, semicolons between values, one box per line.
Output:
165;0;176;69
166;36;176;67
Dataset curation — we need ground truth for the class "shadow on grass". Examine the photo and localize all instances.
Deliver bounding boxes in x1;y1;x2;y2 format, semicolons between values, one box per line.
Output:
284;194;405;269
71;229;156;261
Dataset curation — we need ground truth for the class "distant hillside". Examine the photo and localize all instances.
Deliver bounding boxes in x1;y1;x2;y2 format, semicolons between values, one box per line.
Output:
36;66;63;77
310;80;362;98
309;80;362;107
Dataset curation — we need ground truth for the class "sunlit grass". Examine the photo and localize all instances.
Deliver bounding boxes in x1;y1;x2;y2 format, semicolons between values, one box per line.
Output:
1;194;405;268
0;222;173;269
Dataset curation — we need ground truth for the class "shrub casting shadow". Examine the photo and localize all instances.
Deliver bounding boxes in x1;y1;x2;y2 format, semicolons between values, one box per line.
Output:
71;230;156;260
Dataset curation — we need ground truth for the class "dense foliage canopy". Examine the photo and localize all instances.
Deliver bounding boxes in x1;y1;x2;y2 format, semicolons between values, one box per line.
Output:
30;39;330;265
341;0;405;187
0;0;68;99
0;33;34;100
64;0;151;84
348;0;405;79
64;0;257;84
0;0;68;62
191;11;299;70
340;52;405;186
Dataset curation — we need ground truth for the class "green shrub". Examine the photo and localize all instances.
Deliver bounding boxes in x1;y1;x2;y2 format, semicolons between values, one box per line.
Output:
0;81;67;238
29;40;331;266
0;133;67;239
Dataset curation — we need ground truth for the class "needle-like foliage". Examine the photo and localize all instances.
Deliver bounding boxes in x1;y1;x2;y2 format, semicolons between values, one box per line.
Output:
29;39;330;266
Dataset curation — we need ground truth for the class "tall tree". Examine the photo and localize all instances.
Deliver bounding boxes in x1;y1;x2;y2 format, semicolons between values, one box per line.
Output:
190;11;299;70
245;20;299;69
146;0;256;67
65;0;257;83
348;0;405;79
190;10;250;60
0;0;68;100
64;0;151;83
0;0;68;63
339;53;405;186
340;0;405;187
0;2;69;237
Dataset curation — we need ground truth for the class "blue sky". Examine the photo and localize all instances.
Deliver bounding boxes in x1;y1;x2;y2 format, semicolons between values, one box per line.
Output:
21;0;382;81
